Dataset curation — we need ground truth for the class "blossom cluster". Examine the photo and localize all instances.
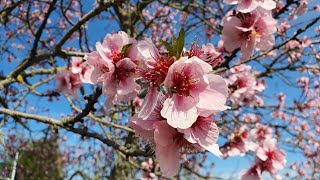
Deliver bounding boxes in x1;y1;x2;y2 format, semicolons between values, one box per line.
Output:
55;57;83;99
221;123;286;179
227;64;266;107
56;31;229;177
222;0;277;60
52;0;289;178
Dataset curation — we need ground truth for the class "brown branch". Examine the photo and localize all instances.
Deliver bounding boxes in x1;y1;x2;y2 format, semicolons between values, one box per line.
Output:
55;0;125;51
0;107;149;157
30;0;58;58
63;87;102;125
0;1;123;90
65;96;135;133
235;16;320;67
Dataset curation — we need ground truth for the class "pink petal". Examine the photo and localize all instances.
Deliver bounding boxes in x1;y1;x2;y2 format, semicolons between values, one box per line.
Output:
256;148;268;161
238;0;259;13
201;144;223;157
154;122;181;177
224;0;239;5
137;39;159;62
129;115;154;139
240;36;256;60
138;86;160;119
197;74;229;111
161;98;199;129
261;0;276;10
155;145;180;177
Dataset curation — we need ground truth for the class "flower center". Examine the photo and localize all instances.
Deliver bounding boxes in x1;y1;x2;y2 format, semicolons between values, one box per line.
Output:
171;70;199;97
112;53;125;64
251;31;261;40
173;132;200;153
237;77;248;88
140;55;175;87
113;67;135;81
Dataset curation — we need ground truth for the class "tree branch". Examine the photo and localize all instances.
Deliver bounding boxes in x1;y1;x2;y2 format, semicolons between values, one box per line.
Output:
0;108;149;157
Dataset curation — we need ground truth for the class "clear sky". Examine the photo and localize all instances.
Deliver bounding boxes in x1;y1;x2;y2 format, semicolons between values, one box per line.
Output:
1;0;319;179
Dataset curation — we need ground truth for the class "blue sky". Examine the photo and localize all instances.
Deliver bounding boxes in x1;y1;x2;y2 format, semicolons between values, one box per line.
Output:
1;0;319;179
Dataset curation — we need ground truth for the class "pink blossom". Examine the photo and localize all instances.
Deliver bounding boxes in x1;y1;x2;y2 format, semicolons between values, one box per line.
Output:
201;43;223;68
286;40;303;63
222;125;251;157
250;124;272;143
55;70;82;98
130;96;165;140
224;0;276;13
277;93;286;109
82;31;141;106
137;39;175;119
81;52;113;84
131;117;197;177
279;19;290;35
221;8;277;60
141;158;157;180
70;56;83;74
205;17;217;39
161;56;229;129
228;64;266;107
179;116;223;157
297;77;310;95
316;52;320;59
133;97;142;107
242;113;261;123
101;58;139;102
240;165;262;180
295;0;308;16
183;41;203;59
153;121;182;177
256;138;286;172
301;36;312;48
182;42;222;68
130;95;222;177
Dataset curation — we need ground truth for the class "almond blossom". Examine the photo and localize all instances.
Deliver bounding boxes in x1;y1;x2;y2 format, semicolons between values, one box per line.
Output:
256;139;286;177
182;42;223;69
286;40;303;63
250;123;273;143
161;56;229;129
228;64;265;107
221;8;277;60
295;0;309;16
240;165;262;180
221;125;252;157
141;158;157;180
70;56;83;74
130;94;223;177
201;43;223;68
81;31;141;106
224;0;276;13
137;39;175;119
55;69;82;99
130;107;199;177
178;116;223;156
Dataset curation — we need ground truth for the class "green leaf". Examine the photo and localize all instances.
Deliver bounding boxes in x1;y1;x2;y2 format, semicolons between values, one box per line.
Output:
121;43;132;55
172;36;177;57
176;28;185;59
172;36;177;47
160;40;174;56
160;28;185;59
